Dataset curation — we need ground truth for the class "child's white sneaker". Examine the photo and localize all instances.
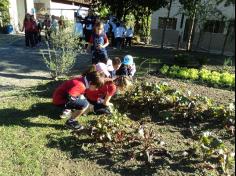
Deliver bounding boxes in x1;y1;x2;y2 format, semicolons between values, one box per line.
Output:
60;109;72;119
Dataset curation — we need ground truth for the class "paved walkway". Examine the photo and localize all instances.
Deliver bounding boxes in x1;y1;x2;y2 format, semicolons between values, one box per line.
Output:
0;34;91;92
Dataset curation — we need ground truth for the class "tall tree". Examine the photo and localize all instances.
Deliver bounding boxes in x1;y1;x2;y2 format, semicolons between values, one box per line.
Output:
179;0;200;51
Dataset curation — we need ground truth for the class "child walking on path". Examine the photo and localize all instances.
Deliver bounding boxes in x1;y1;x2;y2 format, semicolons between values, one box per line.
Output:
22;13;35;48
88;22;109;64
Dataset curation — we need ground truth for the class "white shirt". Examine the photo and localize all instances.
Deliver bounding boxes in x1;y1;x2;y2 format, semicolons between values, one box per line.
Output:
104;23;110;33
115;27;125;38
107;59;114;72
96;62;111;77
110;21;117;33
126;29;134;37
130;63;136;76
51;19;59;31
74;22;84;37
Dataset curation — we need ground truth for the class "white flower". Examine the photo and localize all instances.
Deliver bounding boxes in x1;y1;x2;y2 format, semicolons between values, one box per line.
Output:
202;131;212;137
230;152;235;158
160;141;165;146
229;103;235;111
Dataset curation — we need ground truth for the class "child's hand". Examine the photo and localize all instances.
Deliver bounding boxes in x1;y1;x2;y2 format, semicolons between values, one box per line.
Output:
97;45;104;49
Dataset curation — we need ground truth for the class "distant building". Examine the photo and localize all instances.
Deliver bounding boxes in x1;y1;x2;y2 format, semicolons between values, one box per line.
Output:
151;0;235;55
8;0;91;32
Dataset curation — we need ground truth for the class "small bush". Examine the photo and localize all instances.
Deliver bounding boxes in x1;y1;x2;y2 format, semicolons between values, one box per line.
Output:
41;27;83;79
197;57;209;66
174;54;190;65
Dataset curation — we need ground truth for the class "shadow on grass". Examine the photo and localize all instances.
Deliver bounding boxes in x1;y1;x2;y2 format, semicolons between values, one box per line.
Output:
0;102;64;129
46;132;200;176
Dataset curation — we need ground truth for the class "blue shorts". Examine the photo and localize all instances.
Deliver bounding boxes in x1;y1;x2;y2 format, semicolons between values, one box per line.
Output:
65;95;89;110
92;50;108;64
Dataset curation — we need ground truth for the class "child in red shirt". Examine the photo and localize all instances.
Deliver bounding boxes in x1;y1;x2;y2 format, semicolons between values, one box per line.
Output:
53;71;105;129
22;13;35;47
85;76;132;115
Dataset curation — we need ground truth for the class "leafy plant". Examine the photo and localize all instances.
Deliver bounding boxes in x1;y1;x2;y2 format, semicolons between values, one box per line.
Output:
198;132;235;175
0;0;10;30
174;54;190;65
159;65;235;89
160;64;169;75
41;27;83;80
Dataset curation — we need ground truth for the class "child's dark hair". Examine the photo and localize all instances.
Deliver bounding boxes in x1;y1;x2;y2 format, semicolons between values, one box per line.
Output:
24;13;31;22
86;71;105;88
112;57;121;66
94;21;104;30
82;65;97;76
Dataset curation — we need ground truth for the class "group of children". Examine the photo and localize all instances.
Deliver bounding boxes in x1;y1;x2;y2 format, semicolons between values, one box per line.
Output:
53;19;136;130
53;54;136;130
73;12;134;50
22;13;66;47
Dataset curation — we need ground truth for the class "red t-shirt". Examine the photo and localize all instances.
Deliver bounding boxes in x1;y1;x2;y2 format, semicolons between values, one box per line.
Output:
24;20;33;32
53;77;86;106
85;82;116;102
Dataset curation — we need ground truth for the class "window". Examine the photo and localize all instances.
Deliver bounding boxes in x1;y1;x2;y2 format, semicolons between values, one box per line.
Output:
158;17;177;30
204;20;225;33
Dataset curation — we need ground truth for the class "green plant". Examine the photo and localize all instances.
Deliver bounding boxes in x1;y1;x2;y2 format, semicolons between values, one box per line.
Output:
174;54;190;65
160;65;169;75
41;27;83;79
220;72;235;87
208;71;221;85
0;0;10;29
199;68;211;81
159;65;235;89
198;132;235;175
188;68;199;80
168;65;180;77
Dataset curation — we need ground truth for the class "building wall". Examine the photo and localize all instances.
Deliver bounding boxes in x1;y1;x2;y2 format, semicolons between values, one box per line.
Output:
9;0;19;32
50;2;88;20
151;0;235;55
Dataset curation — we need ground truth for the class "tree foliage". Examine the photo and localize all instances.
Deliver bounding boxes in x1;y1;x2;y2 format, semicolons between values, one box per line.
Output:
0;0;10;28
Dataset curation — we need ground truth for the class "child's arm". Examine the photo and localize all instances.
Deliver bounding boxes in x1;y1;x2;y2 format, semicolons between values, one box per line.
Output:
130;64;136;76
103;95;113;106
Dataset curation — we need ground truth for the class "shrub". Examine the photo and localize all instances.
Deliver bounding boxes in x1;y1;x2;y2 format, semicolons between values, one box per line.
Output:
174;54;190;65
0;0;10;30
198;57;209;66
41;27;83;79
160;65;169;75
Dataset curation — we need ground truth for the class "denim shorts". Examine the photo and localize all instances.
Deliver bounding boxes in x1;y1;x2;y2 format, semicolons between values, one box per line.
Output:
65;95;89;110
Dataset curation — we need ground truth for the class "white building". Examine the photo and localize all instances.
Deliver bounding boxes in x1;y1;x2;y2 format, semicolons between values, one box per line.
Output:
151;0;235;55
8;0;91;32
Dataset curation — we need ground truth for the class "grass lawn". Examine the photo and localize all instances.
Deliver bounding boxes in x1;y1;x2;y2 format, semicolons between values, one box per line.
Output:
0;83;116;176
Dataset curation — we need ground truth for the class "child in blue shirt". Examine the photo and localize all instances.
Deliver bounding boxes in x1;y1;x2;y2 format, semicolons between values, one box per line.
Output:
88;22;109;64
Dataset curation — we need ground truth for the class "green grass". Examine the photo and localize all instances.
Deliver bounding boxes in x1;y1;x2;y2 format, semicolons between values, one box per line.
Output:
0;84;115;176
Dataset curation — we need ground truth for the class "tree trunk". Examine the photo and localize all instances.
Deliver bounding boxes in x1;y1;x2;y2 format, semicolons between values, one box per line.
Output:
161;0;173;49
221;21;232;55
187;16;196;51
187;0;198;51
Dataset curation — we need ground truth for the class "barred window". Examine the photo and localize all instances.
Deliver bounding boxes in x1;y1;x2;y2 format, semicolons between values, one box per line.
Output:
158;17;177;30
204;20;225;33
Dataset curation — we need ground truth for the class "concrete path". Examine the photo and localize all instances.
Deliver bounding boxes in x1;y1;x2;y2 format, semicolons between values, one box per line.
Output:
0;34;91;92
